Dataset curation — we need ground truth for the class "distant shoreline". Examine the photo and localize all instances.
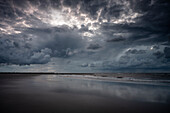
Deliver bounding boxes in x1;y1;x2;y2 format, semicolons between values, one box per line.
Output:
0;72;170;80
0;72;170;74
0;72;170;77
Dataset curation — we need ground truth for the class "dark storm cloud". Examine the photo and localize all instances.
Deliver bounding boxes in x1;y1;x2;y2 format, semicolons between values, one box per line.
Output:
0;35;52;64
87;43;101;50
0;0;170;72
98;0;170;46
125;49;146;54
164;47;170;58
106;37;126;42
0;26;85;64
25;26;84;55
153;51;164;59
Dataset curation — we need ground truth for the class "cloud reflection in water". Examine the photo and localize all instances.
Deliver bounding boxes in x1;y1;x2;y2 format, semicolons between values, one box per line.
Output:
39;75;170;103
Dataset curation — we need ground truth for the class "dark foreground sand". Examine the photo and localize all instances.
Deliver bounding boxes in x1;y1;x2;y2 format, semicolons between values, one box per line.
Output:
0;74;170;113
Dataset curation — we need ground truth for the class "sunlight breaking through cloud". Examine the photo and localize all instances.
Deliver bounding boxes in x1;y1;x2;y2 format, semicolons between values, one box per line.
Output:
0;0;170;72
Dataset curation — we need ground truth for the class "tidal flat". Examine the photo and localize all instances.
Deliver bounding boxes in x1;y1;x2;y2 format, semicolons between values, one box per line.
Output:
0;73;170;113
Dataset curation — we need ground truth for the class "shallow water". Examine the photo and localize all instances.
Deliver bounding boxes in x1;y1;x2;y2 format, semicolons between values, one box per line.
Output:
0;75;170;113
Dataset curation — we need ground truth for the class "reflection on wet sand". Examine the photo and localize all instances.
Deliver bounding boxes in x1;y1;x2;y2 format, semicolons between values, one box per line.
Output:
43;75;170;103
0;74;170;113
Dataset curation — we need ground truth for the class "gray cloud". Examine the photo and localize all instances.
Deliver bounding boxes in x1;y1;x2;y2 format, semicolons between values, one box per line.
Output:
164;47;170;58
153;51;164;59
81;63;88;67
125;49;146;54
106;37;126;42
87;43;101;50
0;26;85;64
0;0;170;72
30;48;52;64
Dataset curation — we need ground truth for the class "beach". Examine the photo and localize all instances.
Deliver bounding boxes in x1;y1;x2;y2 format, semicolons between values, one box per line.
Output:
0;73;170;113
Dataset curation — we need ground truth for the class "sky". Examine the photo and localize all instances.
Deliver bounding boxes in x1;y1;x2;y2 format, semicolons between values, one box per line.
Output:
0;0;170;72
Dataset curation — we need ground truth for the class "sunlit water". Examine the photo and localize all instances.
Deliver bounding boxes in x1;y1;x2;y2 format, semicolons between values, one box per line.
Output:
0;75;170;113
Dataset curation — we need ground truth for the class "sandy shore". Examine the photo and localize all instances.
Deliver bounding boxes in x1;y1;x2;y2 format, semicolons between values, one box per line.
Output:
0;74;170;113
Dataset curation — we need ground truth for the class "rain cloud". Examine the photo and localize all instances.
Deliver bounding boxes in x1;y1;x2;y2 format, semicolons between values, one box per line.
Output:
0;0;170;72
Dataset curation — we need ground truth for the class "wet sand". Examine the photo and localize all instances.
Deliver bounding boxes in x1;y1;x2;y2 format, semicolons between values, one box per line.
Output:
0;74;170;113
